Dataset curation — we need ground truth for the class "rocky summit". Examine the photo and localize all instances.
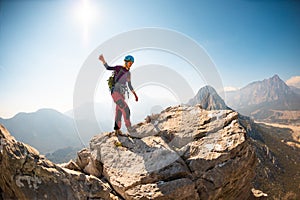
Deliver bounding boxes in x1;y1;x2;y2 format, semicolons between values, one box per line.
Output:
0;105;256;200
187;85;228;110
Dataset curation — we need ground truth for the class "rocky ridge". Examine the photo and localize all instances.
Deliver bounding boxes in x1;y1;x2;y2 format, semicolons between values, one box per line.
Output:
0;105;256;200
0;124;118;200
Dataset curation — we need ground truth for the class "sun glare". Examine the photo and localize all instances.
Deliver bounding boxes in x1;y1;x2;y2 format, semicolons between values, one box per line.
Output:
76;0;94;25
74;0;97;45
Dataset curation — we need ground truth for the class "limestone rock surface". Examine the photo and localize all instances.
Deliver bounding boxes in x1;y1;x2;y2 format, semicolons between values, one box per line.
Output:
0;124;117;200
1;105;257;200
83;105;257;199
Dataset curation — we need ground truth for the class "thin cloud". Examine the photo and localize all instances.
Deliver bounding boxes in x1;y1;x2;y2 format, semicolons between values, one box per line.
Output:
224;86;239;92
286;76;300;88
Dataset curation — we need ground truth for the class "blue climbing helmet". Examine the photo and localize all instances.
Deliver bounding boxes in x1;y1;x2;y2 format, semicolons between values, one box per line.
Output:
124;55;134;63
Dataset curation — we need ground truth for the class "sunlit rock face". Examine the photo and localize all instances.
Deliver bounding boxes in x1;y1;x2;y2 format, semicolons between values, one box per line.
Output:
0;104;256;200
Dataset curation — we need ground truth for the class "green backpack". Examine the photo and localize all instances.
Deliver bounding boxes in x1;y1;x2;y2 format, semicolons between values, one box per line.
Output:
107;72;115;92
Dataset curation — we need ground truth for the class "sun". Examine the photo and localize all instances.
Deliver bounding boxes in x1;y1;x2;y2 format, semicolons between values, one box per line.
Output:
75;0;95;26
73;0;97;44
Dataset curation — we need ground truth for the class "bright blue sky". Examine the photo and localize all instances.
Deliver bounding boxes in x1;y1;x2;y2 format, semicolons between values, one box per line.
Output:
1;0;300;118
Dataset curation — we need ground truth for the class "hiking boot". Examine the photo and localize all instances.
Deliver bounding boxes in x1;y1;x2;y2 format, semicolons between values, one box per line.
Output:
115;129;130;137
115;129;122;135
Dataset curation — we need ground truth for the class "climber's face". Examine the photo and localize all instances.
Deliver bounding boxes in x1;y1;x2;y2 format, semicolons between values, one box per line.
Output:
125;61;133;69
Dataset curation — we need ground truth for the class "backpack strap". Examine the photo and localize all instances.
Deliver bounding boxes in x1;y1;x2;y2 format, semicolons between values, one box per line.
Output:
115;67;126;83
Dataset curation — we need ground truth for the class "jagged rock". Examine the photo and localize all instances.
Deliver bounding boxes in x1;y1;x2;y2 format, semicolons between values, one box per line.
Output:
58;160;81;171
0;104;257;200
83;156;102;177
74;148;102;177
88;105;256;200
90;132;193;199
76;148;90;169
0;124;115;200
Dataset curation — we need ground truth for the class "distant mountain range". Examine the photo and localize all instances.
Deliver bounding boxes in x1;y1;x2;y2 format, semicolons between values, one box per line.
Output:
185;74;300;124
225;74;300;124
0;109;83;154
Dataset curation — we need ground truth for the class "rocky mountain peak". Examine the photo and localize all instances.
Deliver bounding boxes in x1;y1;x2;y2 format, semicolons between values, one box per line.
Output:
187;85;228;110
0;104;257;199
265;74;291;94
271;74;280;80
252;74;292;100
226;74;300;110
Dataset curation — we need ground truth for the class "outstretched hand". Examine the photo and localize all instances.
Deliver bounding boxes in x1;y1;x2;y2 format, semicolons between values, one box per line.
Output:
99;54;106;64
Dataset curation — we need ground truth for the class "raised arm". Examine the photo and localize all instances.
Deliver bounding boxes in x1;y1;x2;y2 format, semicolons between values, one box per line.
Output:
99;54;114;70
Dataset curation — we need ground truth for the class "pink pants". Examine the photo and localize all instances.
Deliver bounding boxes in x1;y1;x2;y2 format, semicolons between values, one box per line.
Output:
111;91;131;130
